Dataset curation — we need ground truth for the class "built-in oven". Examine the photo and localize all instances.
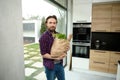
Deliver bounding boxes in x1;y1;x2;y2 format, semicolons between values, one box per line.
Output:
72;42;90;58
73;23;91;43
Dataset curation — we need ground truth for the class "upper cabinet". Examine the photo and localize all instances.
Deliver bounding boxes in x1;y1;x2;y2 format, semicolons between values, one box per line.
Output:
73;0;92;22
112;3;120;18
92;4;112;19
92;2;120;32
111;3;120;32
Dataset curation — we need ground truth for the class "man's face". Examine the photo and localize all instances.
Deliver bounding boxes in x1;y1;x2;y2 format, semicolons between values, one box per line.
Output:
46;18;57;32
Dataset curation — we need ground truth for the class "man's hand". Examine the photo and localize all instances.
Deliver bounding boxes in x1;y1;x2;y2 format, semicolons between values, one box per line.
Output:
65;45;70;52
55;53;67;61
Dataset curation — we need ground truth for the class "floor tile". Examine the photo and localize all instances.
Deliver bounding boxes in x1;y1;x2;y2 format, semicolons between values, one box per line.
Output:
24;50;28;53
30;56;40;60
24;60;33;64
32;62;43;68
65;70;116;80
34;71;46;80
25;68;37;76
29;52;38;55
24;54;30;58
29;48;34;51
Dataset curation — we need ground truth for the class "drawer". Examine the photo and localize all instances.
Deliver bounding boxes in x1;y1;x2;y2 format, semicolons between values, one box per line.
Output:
90;50;110;58
89;60;109;72
110;52;120;63
90;57;109;63
109;63;118;74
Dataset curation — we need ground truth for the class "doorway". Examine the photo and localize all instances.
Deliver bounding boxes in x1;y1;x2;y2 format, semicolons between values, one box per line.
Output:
22;0;67;79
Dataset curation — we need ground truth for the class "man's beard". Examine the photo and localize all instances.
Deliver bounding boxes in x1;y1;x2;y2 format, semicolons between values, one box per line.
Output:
48;27;56;33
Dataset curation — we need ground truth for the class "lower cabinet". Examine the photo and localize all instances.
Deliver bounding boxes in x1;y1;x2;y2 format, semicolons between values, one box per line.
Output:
89;50;110;73
89;50;120;74
109;51;120;74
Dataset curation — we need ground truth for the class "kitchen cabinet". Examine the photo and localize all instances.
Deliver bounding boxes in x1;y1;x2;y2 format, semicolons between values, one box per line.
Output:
92;18;111;32
111;18;120;32
73;0;92;22
92;4;112;19
111;3;120;32
89;50;110;72
92;2;120;32
109;51;120;74
112;3;120;18
89;50;120;74
92;4;112;32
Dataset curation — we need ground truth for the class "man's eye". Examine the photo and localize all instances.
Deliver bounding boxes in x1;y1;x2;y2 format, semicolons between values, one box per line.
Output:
49;22;52;24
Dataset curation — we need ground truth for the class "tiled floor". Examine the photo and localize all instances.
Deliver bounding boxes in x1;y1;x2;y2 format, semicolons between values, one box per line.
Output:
24;43;44;80
24;43;116;80
65;69;116;80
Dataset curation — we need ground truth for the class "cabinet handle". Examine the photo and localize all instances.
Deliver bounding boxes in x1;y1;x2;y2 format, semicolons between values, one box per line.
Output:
94;50;106;53
93;61;105;64
95;30;107;32
114;52;120;54
115;30;120;32
114;64;118;66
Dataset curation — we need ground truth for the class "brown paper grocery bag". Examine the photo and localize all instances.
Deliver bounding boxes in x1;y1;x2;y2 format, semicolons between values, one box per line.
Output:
51;38;69;58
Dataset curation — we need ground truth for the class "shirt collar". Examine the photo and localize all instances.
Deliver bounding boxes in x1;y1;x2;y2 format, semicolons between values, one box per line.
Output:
46;30;57;36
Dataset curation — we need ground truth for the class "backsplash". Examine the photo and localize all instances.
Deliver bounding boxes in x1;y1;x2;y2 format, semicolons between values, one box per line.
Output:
91;32;120;52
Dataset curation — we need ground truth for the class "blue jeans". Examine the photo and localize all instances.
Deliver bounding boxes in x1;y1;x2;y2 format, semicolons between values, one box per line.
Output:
45;63;65;80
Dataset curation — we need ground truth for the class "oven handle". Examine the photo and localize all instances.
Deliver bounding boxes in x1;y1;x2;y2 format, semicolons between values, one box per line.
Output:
72;43;90;46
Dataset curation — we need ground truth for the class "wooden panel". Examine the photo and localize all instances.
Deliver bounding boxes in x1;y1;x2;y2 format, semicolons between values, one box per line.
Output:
92;4;112;18
92;18;111;32
112;3;120;18
89;60;109;72
111;18;120;32
89;50;110;73
109;63;118;74
110;51;120;63
90;50;110;58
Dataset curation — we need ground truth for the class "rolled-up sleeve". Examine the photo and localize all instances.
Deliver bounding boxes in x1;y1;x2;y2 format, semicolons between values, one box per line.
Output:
39;35;48;55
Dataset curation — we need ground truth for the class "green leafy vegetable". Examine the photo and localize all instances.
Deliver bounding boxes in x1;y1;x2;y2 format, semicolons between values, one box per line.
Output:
54;33;66;39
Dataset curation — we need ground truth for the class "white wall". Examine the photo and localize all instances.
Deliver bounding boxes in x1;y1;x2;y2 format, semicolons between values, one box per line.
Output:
73;0;92;22
0;0;25;80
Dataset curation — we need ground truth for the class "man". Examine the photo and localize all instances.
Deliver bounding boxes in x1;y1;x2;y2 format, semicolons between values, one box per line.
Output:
39;15;69;80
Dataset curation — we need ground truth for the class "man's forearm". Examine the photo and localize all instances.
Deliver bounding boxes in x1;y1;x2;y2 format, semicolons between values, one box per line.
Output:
42;53;66;60
42;53;58;60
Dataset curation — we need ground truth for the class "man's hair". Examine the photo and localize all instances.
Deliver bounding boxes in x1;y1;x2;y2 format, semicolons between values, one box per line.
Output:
45;15;57;23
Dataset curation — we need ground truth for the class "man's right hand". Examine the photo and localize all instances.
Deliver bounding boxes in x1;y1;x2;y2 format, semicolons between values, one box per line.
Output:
55;53;67;61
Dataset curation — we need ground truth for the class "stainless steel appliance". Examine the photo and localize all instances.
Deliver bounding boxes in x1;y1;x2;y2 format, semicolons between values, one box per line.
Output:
73;23;91;43
72;23;91;58
72;42;90;58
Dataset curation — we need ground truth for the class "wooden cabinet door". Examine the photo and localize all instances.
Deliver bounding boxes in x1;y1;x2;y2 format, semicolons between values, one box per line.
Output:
112;3;120;18
92;18;111;32
111;3;120;32
111;18;120;32
110;52;120;63
109;51;120;74
92;4;112;18
89;50;110;73
92;4;112;32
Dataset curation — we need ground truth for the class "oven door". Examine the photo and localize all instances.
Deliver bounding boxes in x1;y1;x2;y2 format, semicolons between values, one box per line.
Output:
72;43;90;58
